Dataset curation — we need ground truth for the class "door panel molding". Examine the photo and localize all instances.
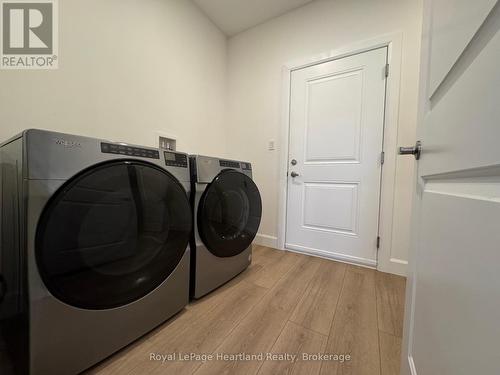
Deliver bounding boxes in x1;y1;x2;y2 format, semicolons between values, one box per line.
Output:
428;0;497;96
304;69;364;164
277;32;406;275
301;181;359;235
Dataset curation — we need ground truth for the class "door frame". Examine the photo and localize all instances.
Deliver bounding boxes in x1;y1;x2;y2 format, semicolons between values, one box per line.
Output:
401;2;430;372
276;32;406;275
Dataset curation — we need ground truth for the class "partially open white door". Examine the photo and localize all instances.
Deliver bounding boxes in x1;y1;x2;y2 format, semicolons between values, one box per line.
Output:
402;1;500;374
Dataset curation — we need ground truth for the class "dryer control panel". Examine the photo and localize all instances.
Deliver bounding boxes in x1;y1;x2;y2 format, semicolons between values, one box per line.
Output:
101;142;160;159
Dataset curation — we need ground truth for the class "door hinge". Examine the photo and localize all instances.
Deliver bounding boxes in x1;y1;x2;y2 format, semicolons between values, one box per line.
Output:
376;236;381;249
385;63;389;78
381;151;385;165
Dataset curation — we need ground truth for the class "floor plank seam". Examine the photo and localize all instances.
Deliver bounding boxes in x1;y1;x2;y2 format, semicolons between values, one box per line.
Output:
378;327;402;338
375;272;385;375
323;264;348;340
319;264;348;375
245;252;300;291
289;321;329;339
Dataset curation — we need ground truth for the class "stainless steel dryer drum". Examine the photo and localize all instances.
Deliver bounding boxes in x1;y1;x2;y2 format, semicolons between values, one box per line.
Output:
0;129;192;375
189;155;262;299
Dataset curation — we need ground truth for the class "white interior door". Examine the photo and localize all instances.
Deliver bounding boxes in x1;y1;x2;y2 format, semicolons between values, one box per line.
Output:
285;47;387;267
402;1;500;374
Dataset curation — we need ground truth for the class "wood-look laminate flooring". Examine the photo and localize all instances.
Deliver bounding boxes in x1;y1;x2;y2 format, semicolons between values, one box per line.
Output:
86;246;406;375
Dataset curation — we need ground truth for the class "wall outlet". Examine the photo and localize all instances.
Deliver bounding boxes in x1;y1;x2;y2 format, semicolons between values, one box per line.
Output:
268;139;275;151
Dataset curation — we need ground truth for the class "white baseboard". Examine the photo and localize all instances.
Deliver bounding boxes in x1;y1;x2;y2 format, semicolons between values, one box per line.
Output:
253;235;406;275
253;233;278;248
378;257;408;277
285;243;377;268
408;355;417;375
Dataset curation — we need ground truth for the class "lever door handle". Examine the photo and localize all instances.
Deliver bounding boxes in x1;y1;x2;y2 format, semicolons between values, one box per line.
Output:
399;141;422;160
290;171;299;178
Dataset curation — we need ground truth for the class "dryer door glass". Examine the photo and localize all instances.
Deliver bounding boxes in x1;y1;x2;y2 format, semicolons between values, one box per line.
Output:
198;169;262;257
36;160;192;310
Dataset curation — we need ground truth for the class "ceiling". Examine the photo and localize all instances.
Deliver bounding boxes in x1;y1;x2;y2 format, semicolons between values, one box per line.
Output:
193;0;315;36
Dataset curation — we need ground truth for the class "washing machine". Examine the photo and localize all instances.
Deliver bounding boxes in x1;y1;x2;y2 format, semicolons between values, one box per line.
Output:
0;129;192;375
189;155;262;299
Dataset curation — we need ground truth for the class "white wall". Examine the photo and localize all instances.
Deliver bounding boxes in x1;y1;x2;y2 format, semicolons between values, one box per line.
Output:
0;0;227;155
225;0;423;269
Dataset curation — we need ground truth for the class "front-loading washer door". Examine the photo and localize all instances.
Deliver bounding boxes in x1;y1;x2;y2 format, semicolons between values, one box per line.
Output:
198;169;262;258
35;160;192;310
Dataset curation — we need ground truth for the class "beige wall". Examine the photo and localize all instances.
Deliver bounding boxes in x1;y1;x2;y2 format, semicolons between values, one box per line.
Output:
225;0;423;269
0;0;228;155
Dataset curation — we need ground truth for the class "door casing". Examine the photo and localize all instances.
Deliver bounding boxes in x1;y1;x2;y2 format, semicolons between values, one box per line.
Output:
277;32;406;275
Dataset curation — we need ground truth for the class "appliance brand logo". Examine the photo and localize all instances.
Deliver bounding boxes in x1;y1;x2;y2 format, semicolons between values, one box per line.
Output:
54;138;81;149
1;0;58;69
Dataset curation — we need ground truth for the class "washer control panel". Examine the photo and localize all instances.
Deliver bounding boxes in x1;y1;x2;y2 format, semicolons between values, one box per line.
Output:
241;162;252;171
164;151;188;168
101;142;160;159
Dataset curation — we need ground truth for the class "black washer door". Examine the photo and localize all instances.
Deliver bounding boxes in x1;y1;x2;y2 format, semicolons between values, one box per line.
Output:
36;160;192;310
198;169;262;257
